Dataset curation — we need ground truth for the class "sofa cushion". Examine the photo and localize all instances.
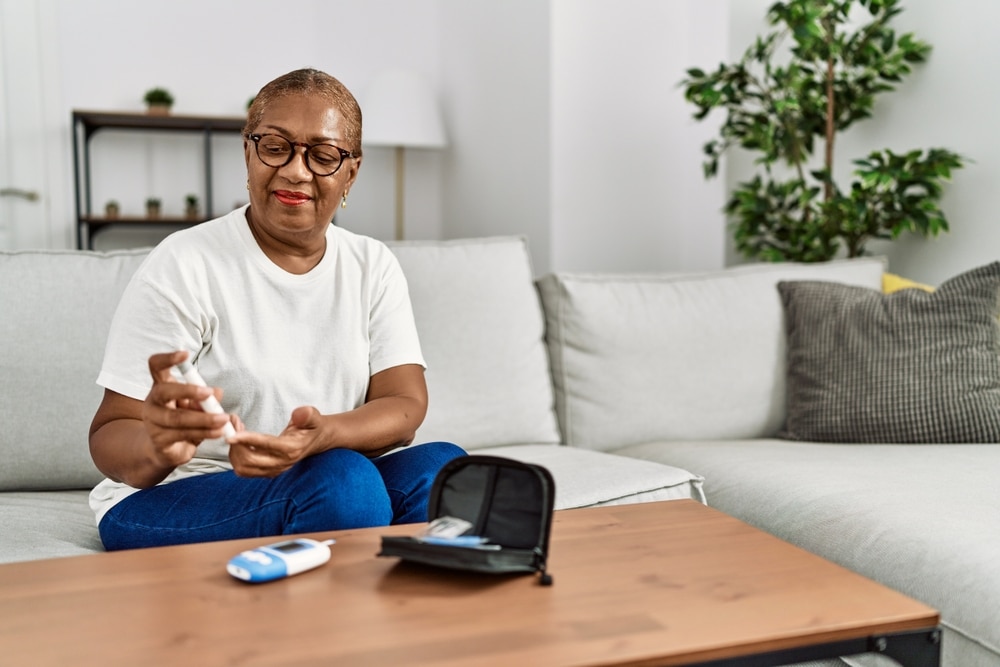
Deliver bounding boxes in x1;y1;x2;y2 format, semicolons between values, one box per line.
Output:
778;262;1000;443
0;491;103;563
0;249;150;491
882;272;934;294
537;257;886;451
388;237;561;449
473;444;705;510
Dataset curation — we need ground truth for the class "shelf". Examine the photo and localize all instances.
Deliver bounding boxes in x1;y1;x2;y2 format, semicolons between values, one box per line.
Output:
72;110;247;138
83;216;209;227
72;109;246;249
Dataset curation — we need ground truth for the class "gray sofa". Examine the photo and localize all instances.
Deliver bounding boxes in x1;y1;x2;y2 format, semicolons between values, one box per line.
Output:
2;236;998;667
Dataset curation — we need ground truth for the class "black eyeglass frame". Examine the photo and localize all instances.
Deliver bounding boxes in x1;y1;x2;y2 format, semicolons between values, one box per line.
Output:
248;133;357;177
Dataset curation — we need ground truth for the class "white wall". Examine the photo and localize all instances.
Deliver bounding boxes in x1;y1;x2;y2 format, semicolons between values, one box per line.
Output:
439;0;553;274
437;0;730;275
550;0;728;273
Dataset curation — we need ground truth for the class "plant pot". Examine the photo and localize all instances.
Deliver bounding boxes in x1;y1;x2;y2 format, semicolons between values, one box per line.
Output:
104;203;119;220
146;203;161;219
146;103;171;116
185;204;199;220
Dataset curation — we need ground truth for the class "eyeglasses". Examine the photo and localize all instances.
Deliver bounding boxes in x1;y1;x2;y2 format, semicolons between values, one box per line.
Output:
248;133;356;177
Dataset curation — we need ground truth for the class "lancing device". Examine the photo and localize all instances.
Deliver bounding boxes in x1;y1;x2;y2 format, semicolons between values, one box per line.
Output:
175;359;237;439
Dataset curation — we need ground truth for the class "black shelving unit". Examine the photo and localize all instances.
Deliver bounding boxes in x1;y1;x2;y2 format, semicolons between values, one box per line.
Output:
71;110;247;249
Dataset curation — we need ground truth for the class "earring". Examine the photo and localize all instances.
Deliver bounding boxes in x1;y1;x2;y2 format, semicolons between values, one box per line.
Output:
246;179;250;191
341;193;348;209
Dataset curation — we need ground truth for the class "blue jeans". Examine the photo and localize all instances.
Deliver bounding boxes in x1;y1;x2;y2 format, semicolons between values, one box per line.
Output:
99;442;466;550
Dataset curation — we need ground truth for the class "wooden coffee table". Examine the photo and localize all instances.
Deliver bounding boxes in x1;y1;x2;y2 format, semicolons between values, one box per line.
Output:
0;500;939;666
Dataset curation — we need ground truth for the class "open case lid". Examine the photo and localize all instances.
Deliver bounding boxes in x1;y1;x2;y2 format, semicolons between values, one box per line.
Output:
379;455;556;585
429;455;556;553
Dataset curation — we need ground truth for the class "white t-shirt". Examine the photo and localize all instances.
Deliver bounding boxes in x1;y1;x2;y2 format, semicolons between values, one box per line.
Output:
89;206;424;523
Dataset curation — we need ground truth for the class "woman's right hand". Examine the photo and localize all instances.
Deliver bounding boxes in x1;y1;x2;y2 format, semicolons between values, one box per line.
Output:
89;350;237;489
141;351;234;469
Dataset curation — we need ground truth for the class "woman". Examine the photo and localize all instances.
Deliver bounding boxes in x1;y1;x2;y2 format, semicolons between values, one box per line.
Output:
88;68;465;550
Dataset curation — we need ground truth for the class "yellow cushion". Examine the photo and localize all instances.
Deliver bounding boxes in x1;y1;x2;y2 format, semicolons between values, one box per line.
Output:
883;272;935;294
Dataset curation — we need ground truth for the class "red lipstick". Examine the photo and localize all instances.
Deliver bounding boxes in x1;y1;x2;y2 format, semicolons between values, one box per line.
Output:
274;190;311;206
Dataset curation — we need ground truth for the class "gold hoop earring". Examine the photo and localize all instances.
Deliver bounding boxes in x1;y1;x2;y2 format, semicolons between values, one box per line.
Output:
246;179;250;191
341;193;348;209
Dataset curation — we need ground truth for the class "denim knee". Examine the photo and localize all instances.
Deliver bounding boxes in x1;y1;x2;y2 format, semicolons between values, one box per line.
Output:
373;441;467;524
281;449;393;532
411;441;467;468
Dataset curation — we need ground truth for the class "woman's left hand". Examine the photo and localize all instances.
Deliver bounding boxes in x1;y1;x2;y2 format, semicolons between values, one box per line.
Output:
227;406;325;477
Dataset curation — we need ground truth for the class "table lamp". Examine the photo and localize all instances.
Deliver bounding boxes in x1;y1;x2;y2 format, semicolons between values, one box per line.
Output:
361;69;447;240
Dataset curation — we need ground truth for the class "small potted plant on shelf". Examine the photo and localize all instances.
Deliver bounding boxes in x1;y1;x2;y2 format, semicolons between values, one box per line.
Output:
145;197;162;219
143;87;174;116
185;194;199;220
104;200;120;220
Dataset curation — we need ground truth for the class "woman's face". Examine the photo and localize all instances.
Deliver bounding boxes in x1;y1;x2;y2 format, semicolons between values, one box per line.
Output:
243;92;361;244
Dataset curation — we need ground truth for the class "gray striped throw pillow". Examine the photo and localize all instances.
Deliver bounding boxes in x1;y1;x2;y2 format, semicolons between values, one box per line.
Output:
777;262;1000;443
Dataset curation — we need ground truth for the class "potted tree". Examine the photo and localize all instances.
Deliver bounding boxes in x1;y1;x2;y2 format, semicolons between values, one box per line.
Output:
143;87;175;116
681;0;966;262
104;200;120;220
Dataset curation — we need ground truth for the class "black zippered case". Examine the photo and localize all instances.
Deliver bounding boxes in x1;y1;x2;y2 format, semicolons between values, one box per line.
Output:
377;455;556;585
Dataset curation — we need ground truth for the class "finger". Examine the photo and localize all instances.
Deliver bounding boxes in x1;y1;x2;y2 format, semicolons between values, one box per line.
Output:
227;433;301;479
228;432;301;467
152;381;213;411
148;350;189;384
145;400;231;442
150;424;231;450
289;405;320;429
229;441;287;478
226;432;276;462
225;430;272;447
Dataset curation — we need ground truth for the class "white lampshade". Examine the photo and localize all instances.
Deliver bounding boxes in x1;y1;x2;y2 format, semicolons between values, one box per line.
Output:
361;69;447;149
